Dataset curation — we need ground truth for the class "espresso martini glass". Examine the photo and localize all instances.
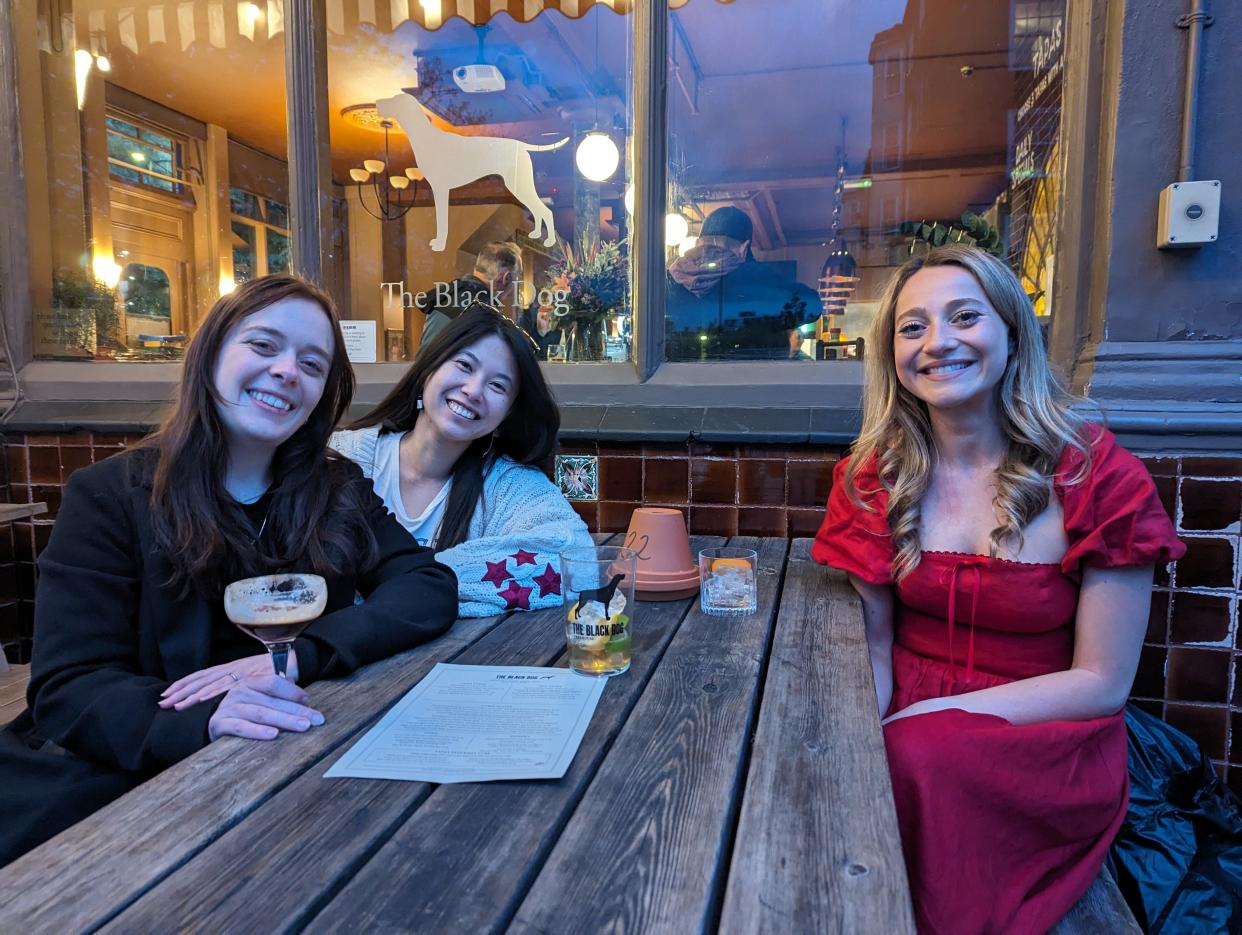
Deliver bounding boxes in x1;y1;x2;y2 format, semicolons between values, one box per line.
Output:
224;573;328;678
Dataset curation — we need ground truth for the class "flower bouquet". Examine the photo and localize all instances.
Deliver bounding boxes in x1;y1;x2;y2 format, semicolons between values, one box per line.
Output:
546;237;628;361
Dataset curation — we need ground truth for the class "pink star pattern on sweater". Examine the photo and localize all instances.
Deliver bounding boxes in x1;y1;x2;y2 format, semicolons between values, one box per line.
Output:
511;549;538;566
498;580;533;610
532;564;561;598
481;559;511;588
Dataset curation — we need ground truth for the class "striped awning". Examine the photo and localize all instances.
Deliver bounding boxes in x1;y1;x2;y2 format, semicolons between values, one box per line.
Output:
329;0;737;33
81;0;736;58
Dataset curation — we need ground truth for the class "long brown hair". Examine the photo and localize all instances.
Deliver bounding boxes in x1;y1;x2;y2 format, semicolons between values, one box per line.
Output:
349;304;559;549
847;245;1089;579
146;274;378;597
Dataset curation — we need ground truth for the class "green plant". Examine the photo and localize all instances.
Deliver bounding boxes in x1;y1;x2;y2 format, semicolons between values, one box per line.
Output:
899;212;1004;258
52;268;116;308
51;268;119;353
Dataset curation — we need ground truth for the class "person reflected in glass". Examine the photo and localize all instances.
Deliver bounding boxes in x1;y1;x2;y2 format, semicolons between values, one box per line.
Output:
0;275;458;868
418;241;523;347
814;246;1184;934
518;296;564;361
332;304;592;617
665;205;820;360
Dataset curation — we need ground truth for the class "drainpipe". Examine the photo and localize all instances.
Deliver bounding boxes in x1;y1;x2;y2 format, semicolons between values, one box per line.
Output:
1176;0;1213;182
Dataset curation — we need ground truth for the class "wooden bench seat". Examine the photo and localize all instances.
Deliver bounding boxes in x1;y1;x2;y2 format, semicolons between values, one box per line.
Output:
0;663;30;724
1052;865;1142;934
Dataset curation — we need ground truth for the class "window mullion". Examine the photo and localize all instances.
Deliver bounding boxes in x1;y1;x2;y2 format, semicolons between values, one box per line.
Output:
283;0;331;285
631;0;669;382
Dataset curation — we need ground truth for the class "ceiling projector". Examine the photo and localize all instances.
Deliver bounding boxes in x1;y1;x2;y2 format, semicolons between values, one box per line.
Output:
453;64;505;93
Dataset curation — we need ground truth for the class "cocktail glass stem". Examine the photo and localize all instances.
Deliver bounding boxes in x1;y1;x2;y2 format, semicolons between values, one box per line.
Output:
269;642;293;678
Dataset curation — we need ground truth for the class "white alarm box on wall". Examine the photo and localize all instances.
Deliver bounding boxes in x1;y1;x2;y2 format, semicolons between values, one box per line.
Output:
1157;180;1220;249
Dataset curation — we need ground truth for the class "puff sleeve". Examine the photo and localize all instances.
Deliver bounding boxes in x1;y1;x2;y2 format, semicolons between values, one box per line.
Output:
812;456;896;586
1057;427;1186;574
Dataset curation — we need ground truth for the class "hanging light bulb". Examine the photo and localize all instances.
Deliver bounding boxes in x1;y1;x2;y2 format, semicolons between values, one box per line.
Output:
624;183;635;215
665;213;689;247
95;55;111;73
575;132;620;182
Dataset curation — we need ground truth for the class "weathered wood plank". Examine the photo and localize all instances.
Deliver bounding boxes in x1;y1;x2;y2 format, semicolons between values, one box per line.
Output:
1050;866;1141;935
95;532;623;932
100;608;578;934
0;664;29;704
304;536;726;935
507;537;789;935
718;538;915;935
0;613;510;930
0;503;46;524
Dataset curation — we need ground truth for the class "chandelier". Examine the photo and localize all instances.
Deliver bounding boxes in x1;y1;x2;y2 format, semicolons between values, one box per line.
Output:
348;119;421;222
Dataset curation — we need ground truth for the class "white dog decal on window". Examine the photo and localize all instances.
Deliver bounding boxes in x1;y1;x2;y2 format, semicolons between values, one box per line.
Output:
376;92;567;252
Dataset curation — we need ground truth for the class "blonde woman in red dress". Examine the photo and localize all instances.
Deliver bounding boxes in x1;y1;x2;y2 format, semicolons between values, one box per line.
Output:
814;245;1184;934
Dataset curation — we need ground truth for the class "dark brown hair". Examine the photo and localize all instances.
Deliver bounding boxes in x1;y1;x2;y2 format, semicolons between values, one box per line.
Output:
145;274;378;597
348;304;558;549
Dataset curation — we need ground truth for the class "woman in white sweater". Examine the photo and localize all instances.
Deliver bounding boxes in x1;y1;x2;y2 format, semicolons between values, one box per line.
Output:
332;305;592;616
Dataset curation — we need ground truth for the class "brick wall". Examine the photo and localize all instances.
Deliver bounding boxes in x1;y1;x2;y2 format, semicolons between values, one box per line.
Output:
3;431;1240;793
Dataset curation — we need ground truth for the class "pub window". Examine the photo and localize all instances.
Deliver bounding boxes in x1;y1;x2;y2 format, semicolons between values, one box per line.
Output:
662;0;1069;363
18;0;290;361
326;2;634;363
14;0;1072;378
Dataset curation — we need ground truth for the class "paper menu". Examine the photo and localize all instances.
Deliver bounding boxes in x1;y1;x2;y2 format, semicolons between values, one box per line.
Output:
324;663;606;783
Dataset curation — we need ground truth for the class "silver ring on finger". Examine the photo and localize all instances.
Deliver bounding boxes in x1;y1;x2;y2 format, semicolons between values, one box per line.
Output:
230;673;241;683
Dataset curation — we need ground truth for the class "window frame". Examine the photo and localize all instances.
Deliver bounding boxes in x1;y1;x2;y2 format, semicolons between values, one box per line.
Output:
0;0;1087;415
230;188;292;283
104;110;187;197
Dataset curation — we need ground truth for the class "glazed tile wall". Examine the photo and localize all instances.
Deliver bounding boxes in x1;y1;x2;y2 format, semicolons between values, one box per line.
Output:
3;433;1241;794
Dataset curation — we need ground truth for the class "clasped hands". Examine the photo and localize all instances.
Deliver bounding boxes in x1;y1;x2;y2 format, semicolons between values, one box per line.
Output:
158;652;326;742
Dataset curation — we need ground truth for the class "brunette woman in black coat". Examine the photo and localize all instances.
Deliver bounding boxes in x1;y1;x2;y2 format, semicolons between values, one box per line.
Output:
0;275;458;867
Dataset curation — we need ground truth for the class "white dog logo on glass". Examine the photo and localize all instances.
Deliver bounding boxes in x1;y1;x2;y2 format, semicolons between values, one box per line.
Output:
376;92;567;252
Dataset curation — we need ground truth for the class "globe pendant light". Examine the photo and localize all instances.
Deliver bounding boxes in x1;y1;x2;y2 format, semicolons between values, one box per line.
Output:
575;131;620;183
665;212;689;248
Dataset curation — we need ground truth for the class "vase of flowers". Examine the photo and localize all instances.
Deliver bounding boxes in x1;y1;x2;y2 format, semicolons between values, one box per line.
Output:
546;237;627;362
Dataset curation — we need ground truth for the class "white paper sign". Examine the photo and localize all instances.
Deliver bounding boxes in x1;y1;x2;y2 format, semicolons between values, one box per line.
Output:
324;663;606;783
340;320;377;363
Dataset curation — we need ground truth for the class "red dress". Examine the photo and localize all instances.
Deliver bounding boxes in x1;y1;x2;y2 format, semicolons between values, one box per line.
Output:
813;428;1184;935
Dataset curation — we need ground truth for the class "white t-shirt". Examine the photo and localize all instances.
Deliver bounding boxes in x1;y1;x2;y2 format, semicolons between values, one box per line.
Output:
371;430;452;547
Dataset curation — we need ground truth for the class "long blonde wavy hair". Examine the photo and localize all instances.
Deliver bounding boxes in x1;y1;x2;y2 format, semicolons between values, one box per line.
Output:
846;245;1089;580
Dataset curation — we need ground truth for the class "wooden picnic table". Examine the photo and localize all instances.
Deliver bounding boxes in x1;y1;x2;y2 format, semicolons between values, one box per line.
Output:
0;535;1135;933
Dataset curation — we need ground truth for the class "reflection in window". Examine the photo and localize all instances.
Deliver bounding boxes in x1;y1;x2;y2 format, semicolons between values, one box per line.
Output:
105;115;183;194
119;263;172;327
230;188;291;282
328;4;633;362
232;222;258;283
663;0;1068;361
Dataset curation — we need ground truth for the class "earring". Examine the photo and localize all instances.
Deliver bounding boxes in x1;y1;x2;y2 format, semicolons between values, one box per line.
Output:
416;397;424;410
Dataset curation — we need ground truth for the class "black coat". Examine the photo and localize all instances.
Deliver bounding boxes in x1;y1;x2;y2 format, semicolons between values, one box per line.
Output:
0;447;458;865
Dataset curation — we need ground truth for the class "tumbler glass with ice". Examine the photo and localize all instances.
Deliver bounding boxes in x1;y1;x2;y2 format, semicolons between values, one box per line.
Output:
698;548;758;616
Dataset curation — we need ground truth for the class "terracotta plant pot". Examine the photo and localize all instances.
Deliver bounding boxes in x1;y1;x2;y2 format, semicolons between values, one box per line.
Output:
623;507;700;601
